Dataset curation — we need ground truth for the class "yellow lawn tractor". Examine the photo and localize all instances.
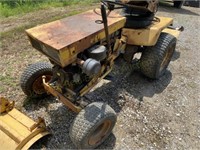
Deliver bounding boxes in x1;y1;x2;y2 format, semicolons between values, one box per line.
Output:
1;0;184;149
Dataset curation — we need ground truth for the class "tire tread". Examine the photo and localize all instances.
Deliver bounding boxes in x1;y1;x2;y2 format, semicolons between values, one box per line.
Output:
69;102;116;149
140;33;176;79
20;62;52;97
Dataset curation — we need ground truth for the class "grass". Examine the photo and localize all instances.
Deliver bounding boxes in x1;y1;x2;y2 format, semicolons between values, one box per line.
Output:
0;8;86;38
0;74;16;87
0;0;98;18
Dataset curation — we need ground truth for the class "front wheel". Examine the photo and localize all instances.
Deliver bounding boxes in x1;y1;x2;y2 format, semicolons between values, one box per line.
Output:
69;102;117;149
140;33;176;79
20;62;52;98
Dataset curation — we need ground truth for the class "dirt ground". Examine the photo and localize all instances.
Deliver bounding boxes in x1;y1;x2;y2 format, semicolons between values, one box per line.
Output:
0;3;200;149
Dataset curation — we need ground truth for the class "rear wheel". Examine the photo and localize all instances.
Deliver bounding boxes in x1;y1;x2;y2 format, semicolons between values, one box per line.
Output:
140;33;176;79
69;102;116;149
20;62;52;98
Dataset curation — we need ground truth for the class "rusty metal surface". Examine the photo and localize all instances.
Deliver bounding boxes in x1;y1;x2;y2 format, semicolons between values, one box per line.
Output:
42;76;82;113
26;10;125;51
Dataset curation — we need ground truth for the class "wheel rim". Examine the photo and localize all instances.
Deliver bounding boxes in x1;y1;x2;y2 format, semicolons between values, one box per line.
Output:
88;120;112;146
32;75;51;95
159;44;175;74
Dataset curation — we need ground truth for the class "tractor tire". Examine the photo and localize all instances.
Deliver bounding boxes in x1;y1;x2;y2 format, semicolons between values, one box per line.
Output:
20;62;52;98
124;12;155;29
173;1;183;8
140;33;176;79
69;102;116;149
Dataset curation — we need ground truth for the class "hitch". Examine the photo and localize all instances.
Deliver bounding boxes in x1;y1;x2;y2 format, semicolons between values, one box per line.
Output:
168;25;184;32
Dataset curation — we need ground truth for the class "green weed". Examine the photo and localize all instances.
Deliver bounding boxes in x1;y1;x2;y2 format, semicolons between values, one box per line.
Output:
0;75;16;87
0;0;99;18
0;8;85;38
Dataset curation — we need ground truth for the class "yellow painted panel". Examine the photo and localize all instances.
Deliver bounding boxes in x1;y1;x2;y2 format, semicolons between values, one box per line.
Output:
0;114;30;138
0;118;24;143
162;28;180;38
21;131;49;150
0;130;18;150
122;16;174;46
122;28;159;46
152;17;173;29
8;109;35;129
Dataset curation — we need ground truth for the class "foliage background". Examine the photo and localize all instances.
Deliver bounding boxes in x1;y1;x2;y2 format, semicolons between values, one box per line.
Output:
0;0;99;17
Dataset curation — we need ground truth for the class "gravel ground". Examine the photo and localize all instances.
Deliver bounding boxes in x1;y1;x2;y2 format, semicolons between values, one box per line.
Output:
0;3;200;150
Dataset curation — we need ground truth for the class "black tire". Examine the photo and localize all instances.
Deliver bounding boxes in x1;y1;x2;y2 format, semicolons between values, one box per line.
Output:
125;12;155;29
69;102;117;149
20;62;52;98
123;6;150;17
140;33;176;79
174;1;183;8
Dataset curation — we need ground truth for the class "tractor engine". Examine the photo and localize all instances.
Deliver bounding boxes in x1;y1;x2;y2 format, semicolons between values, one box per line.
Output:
50;45;107;99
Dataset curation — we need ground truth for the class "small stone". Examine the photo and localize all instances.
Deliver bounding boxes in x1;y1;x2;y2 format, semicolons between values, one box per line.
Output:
119;94;124;99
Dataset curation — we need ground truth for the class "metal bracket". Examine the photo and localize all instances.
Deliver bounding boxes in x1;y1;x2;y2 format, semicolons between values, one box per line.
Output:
0;97;15;114
42;76;82;113
168;25;184;32
29;117;46;131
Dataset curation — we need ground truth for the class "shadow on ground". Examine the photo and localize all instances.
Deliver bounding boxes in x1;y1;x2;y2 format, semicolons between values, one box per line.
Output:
85;58;172;112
